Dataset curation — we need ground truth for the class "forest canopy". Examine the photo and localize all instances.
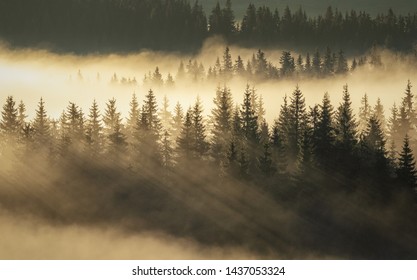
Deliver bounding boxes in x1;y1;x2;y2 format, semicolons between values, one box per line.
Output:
0;0;416;53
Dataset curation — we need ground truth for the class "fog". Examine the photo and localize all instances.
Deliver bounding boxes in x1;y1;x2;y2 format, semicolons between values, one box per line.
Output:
1;40;416;125
0;212;259;260
1;40;417;259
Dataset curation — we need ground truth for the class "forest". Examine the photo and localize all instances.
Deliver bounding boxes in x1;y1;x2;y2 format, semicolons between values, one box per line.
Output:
1;0;417;260
0;0;417;53
1;78;417;258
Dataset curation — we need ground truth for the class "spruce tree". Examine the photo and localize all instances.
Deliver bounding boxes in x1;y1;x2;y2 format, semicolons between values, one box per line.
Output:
211;86;233;162
315;92;335;169
85;100;103;158
258;143;276;177
176;108;194;160
33;98;51;147
335;85;358;156
172;102;184;143
222;46;233;80
0;96;19;138
397;134;417;189
358;93;371;133
192;97;209;157
126;93;140;144
373;98;386;133
288;85;307;164
240;84;259;144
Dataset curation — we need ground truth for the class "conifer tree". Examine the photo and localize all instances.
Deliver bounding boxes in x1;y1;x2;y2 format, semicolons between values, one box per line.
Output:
33;98;51;147
397;134;417;189
240;85;259;144
126;93;140;143
279;51;295;77
192;97;209;157
103;98;125;156
172;102;184;143
374;98;386;133
271;121;288;174
222;46;233;80
335;85;358;155
315;92;335;169
234;55;245;76
152;67;164;87
17;100;27;129
401;80;416;138
312;50;322;76
177;108;194;160
161;130;174;170
258;143;276;177
85;100;103;158
288;85;307;163
0;96;19;138
358;93;371;133
336;50;348;74
387;103;400;151
211;86;233;162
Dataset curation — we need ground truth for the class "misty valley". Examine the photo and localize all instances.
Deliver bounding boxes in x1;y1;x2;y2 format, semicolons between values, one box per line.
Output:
1;0;417;260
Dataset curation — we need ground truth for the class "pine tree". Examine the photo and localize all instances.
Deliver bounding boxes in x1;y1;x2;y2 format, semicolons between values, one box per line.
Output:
314;92;335;169
222;46;233;80
165;73;175;87
17;100;27;129
177;108;194;160
312;50;322;76
387;103;400;151
103;98;126;157
152;66;164;87
211;86;233;162
254;49;268;79
335;85;357;155
401;80;416;138
358;93;371;134
240;84;259;144
258;143;276;177
279;51;295;77
0;96;19;138
234;55;245;76
271;121;288;174
172;102;184;143
126;93;140;143
397;134;417;189
85;100;103;158
161;130;174;170
288;85;307;164
373;98;386;133
134;90;162;166
33;98;51;147
336;49;349;74
322;47;334;76
192;97;209;157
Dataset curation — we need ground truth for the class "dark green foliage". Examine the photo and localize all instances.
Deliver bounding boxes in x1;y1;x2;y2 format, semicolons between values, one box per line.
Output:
397;134;417;189
287;86;307;165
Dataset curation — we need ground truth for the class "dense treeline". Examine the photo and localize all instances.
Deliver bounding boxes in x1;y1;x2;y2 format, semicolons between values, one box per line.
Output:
141;46;376;87
1;82;417;258
1;0;417;53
